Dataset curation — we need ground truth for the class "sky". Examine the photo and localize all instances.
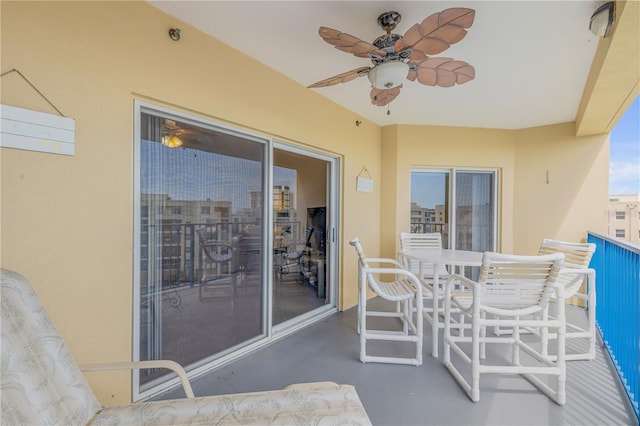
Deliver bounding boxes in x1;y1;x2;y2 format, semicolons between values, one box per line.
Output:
609;96;640;195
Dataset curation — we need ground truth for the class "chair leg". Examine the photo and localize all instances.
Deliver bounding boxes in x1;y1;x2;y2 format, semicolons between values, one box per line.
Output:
357;288;361;335
402;300;409;335
431;295;440;358
512;318;520;366
443;296;451;365
471;312;481;402
359;295;367;363
541;307;549;357
556;320;567;405
415;297;423;366
480;311;486;360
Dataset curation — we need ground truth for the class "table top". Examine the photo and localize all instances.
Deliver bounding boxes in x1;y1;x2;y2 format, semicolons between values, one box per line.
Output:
399;248;483;266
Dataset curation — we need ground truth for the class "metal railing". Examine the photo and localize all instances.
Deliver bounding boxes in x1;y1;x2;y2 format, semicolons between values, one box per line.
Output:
588;231;639;419
410;222;446;234
140;220;301;291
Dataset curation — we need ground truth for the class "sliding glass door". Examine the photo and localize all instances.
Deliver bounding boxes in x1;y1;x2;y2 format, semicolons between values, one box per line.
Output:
135;106;268;395
134;103;338;398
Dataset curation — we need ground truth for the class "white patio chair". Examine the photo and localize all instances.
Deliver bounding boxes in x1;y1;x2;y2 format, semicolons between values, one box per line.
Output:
350;237;423;366
0;268;372;425
443;252;567;404
538;239;596;360
197;230;237;303
277;226;313;279
399;232;450;277
398;232;451;340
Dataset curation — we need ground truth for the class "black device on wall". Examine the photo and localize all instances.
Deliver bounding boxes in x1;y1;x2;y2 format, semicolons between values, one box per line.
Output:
306;207;326;255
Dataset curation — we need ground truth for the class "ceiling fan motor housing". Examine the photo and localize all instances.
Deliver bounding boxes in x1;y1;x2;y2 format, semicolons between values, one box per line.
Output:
368;61;410;89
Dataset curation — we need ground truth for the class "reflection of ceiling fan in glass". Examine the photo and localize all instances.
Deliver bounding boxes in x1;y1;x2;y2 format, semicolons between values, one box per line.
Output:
308;8;476;107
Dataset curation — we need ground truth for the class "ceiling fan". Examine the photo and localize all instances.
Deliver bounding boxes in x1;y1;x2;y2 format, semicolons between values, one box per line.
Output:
308;8;476;108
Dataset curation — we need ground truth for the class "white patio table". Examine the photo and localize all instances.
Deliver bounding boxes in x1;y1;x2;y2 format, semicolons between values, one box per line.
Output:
398;248;483;358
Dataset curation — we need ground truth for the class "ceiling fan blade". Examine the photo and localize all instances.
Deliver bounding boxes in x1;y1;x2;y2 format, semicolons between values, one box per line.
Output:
395;8;475;56
308;67;371;88
319;27;387;58
407;58;475;87
370;86;402;107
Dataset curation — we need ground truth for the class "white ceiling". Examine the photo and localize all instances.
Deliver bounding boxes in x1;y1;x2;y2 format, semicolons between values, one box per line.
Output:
149;1;603;130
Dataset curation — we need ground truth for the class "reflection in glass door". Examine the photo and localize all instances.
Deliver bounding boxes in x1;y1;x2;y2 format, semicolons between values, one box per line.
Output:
272;148;333;326
410;171;450;247
135;106;267;395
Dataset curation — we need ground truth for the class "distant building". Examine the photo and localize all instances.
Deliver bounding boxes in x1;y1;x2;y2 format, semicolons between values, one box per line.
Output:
608;194;640;245
410;202;423;225
409;202;446;236
141;193;231;224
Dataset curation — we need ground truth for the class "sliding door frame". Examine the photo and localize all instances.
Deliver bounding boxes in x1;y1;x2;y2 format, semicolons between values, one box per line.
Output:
271;140;339;335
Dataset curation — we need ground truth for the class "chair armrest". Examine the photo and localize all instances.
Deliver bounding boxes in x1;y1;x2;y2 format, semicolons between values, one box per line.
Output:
558;267;594;276
80;360;195;398
363;267;422;295
557;267;595;298
365;258;405;269
446;274;476;291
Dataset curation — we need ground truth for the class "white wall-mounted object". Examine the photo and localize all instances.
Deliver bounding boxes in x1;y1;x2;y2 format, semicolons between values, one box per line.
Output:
356;176;373;193
0;104;75;156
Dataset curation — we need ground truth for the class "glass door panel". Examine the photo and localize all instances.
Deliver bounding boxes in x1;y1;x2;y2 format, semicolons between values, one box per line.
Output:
137;110;266;391
272;148;331;326
455;172;495;252
410;171;450;247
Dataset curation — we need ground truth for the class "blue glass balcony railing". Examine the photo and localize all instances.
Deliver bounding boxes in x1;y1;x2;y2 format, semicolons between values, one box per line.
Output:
588;231;639;419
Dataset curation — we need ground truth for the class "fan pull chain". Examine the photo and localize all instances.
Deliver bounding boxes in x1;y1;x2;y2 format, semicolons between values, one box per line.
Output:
387;106;391;116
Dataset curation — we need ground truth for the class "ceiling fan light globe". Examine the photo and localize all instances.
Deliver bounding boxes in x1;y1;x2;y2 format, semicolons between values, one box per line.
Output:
368;61;409;90
168;136;183;148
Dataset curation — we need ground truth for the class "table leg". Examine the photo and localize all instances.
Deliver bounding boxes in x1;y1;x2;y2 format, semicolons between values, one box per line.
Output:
432;267;440;358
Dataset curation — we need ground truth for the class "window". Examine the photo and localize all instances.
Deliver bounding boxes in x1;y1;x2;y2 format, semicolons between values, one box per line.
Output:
200;206;210;215
616;229;625;238
410;168;497;251
616;211;625;220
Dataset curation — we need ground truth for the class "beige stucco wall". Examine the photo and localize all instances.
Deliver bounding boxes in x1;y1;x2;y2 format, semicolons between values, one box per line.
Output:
1;0;610;407
0;1;380;404
513;123;609;254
